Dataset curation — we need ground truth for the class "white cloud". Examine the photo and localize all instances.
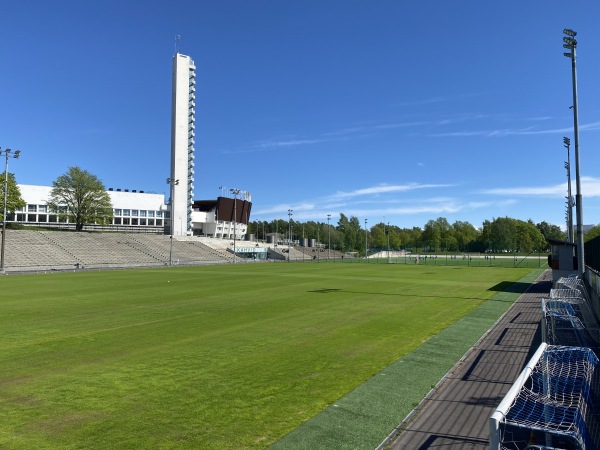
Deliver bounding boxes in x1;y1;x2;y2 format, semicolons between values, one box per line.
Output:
330;183;452;200
479;177;600;198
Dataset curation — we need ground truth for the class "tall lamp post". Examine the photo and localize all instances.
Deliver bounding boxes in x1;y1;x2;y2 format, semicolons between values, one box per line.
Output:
387;222;390;262
563;28;584;274
230;188;241;264
564;137;574;244
327;214;331;260
166;177;179;266
1;148;21;274
364;218;368;262
288;209;293;261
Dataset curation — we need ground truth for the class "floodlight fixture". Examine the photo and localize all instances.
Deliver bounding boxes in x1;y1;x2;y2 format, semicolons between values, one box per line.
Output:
563;28;577;37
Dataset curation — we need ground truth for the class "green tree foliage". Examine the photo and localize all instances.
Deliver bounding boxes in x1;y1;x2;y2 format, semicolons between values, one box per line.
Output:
249;213;555;255
482;217;547;253
584;225;600;242
337;214;362;254
536;221;567;242
48;167;113;231
0;172;26;221
452;221;479;252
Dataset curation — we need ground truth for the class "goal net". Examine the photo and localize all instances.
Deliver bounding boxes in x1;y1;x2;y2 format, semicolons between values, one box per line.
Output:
490;344;599;450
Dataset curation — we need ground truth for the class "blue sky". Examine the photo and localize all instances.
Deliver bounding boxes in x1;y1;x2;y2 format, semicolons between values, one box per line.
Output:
2;1;600;230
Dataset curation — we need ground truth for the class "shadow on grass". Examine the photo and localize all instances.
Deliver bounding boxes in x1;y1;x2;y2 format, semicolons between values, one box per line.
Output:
308;288;483;301
487;281;532;293
308;288;342;294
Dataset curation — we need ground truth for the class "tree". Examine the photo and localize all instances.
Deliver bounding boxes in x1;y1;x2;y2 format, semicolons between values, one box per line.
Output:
337;214;362;253
452;220;479;252
48;167;113;231
536;221;567;242
0;172;26;222
584;225;600;242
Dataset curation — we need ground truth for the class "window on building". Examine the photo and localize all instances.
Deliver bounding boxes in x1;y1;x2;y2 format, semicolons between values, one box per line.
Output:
139;210;147;217
148;211;155;218
48;215;57;223
38;214;47;222
156;219;163;227
16;213;25;222
114;209;122;216
123;218;130;225
156;211;163;218
140;219;147;226
148;219;155;226
131;210;138;217
28;205;37;212
114;217;122;225
38;205;47;213
123;209;130;216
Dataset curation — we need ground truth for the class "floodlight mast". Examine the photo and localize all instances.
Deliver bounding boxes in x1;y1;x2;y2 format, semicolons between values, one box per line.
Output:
288;209;293;261
364;218;368;262
327;214;331;260
166;177;179;266
564;137;574;243
0;148;21;274
563;28;584;274
230;188;241;264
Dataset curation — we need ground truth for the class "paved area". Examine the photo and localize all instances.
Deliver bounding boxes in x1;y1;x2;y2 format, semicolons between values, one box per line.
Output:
387;270;552;449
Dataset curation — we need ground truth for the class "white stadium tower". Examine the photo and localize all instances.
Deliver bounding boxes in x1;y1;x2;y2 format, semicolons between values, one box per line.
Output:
169;53;196;236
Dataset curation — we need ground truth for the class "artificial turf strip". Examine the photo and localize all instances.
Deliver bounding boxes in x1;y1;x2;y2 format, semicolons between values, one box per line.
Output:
269;268;545;450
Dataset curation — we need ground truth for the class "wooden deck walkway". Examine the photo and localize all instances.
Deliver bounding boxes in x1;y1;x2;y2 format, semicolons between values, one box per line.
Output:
387;270;552;449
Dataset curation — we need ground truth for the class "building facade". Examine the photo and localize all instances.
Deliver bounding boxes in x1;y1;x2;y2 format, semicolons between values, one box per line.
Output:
12;185;167;232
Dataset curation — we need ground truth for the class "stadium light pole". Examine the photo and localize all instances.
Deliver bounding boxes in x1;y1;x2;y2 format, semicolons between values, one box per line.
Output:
364;218;368;262
387;222;390;263
564;137;574;244
1;148;21;274
563;28;584;274
230;188;241;264
327;214;331;260
288;209;293;261
166;177;179;266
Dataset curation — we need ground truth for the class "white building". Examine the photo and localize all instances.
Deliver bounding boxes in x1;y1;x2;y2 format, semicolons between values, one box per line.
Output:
12;184;167;232
11;185;251;239
170;53;196;236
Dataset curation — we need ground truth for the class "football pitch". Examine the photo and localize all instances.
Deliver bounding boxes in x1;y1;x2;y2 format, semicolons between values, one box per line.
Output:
0;263;535;449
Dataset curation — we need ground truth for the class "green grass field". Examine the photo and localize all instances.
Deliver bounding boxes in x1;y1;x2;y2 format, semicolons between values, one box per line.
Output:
0;263;534;449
